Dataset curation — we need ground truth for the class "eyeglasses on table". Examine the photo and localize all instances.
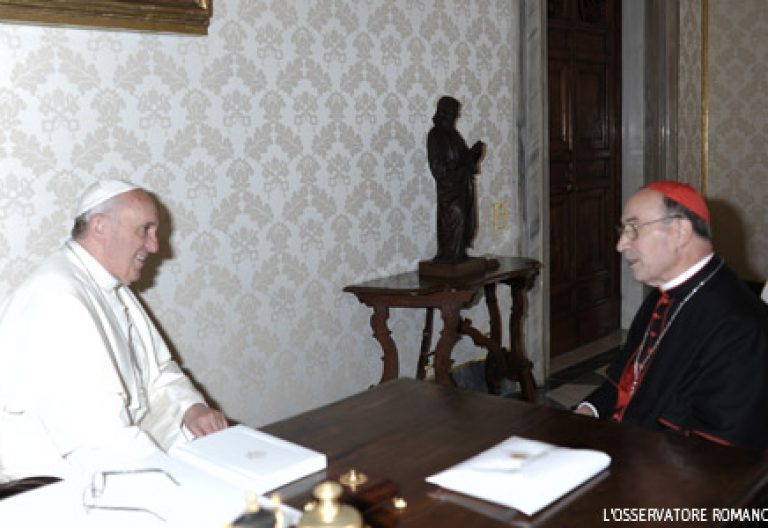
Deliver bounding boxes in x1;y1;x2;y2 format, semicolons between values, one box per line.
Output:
82;467;180;522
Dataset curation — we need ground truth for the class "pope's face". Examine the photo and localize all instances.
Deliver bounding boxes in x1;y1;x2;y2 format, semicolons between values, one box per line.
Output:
616;189;681;287
101;190;159;285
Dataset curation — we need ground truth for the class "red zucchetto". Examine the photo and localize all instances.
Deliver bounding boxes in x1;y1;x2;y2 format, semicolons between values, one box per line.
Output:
645;181;710;223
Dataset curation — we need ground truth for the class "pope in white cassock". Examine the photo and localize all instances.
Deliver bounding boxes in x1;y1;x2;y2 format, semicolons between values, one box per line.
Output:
0;179;228;482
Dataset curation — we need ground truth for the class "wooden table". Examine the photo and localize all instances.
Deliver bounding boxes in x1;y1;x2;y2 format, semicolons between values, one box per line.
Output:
264;378;768;527
343;256;541;400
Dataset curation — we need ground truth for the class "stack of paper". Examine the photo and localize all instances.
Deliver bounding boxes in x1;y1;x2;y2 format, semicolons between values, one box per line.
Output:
426;436;610;516
170;424;327;494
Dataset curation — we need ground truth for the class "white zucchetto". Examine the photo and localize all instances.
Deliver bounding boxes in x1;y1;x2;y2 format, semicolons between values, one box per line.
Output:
75;179;141;217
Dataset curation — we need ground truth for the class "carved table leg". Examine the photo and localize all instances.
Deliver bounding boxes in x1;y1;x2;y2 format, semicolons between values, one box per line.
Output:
433;304;461;386
508;278;536;401
459;318;507;395
416;308;435;380
483;283;504;393
370;304;399;383
485;283;502;344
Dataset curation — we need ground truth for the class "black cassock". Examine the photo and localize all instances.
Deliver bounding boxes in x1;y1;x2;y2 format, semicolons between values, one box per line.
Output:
586;255;768;449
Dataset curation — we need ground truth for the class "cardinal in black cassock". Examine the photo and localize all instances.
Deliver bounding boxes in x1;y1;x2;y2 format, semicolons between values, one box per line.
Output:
579;181;768;449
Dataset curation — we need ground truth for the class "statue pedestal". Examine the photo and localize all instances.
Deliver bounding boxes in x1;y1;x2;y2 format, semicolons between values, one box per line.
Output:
418;256;498;279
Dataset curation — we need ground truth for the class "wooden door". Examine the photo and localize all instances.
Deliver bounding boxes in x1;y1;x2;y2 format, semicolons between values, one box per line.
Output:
548;0;621;356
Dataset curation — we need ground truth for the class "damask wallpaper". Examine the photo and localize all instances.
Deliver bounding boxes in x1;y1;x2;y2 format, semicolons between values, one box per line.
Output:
677;0;702;189
706;0;768;282
0;0;534;426
677;0;768;282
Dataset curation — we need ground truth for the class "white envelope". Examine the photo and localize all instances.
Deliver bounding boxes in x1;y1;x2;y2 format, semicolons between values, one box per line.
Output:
426;436;610;516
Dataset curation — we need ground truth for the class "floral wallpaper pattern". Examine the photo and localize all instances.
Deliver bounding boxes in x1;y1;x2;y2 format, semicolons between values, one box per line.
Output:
706;0;768;281
677;0;768;282
677;0;702;189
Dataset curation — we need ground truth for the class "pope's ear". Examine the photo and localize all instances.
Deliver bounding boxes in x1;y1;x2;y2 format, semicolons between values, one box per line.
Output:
89;213;109;237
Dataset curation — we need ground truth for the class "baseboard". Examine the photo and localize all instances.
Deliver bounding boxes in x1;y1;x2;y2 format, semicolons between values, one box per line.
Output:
550;330;625;374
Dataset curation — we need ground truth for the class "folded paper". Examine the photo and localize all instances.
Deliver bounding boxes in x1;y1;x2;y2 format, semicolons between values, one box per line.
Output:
426;436;610;516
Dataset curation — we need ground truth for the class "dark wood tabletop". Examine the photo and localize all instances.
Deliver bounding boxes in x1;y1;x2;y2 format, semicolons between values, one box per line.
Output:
342;256;540;296
263;378;768;527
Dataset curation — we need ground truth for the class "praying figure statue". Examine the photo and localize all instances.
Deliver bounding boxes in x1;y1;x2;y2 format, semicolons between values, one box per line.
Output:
426;96;485;264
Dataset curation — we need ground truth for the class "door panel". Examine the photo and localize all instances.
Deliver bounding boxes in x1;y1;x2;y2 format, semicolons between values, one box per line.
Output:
574;63;608;150
548;0;621;357
572;187;607;276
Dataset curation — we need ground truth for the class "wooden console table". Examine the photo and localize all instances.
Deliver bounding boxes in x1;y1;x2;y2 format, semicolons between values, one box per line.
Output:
343;256;540;401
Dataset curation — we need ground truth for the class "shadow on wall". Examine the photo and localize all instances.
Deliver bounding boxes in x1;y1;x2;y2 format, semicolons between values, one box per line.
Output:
709;198;763;283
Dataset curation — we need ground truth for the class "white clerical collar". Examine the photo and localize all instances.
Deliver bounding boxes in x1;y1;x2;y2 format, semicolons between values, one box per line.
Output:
67;239;121;291
660;253;714;291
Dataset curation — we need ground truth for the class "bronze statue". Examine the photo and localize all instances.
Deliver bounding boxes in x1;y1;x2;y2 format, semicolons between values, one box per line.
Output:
426;96;485;265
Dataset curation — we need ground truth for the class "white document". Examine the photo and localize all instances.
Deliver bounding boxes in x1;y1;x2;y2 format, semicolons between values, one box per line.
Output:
426;436;610;516
169;424;327;494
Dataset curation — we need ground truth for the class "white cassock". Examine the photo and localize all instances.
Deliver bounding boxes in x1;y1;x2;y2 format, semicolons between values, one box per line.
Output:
0;240;205;482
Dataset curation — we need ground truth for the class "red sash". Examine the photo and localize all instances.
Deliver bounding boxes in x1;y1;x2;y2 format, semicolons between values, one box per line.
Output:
613;291;672;422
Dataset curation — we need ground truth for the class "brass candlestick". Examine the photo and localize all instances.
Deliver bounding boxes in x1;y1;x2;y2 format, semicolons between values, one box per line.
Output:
298;481;363;528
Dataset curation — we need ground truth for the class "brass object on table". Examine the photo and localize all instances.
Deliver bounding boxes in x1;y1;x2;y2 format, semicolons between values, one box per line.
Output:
228;492;285;528
337;470;403;528
298;481;363;528
338;469;368;491
391;497;407;510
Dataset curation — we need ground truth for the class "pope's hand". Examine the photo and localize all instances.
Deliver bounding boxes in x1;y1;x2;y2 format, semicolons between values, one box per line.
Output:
183;403;228;437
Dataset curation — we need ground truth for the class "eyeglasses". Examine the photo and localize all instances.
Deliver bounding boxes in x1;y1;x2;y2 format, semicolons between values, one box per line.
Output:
82;468;180;522
615;215;682;241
